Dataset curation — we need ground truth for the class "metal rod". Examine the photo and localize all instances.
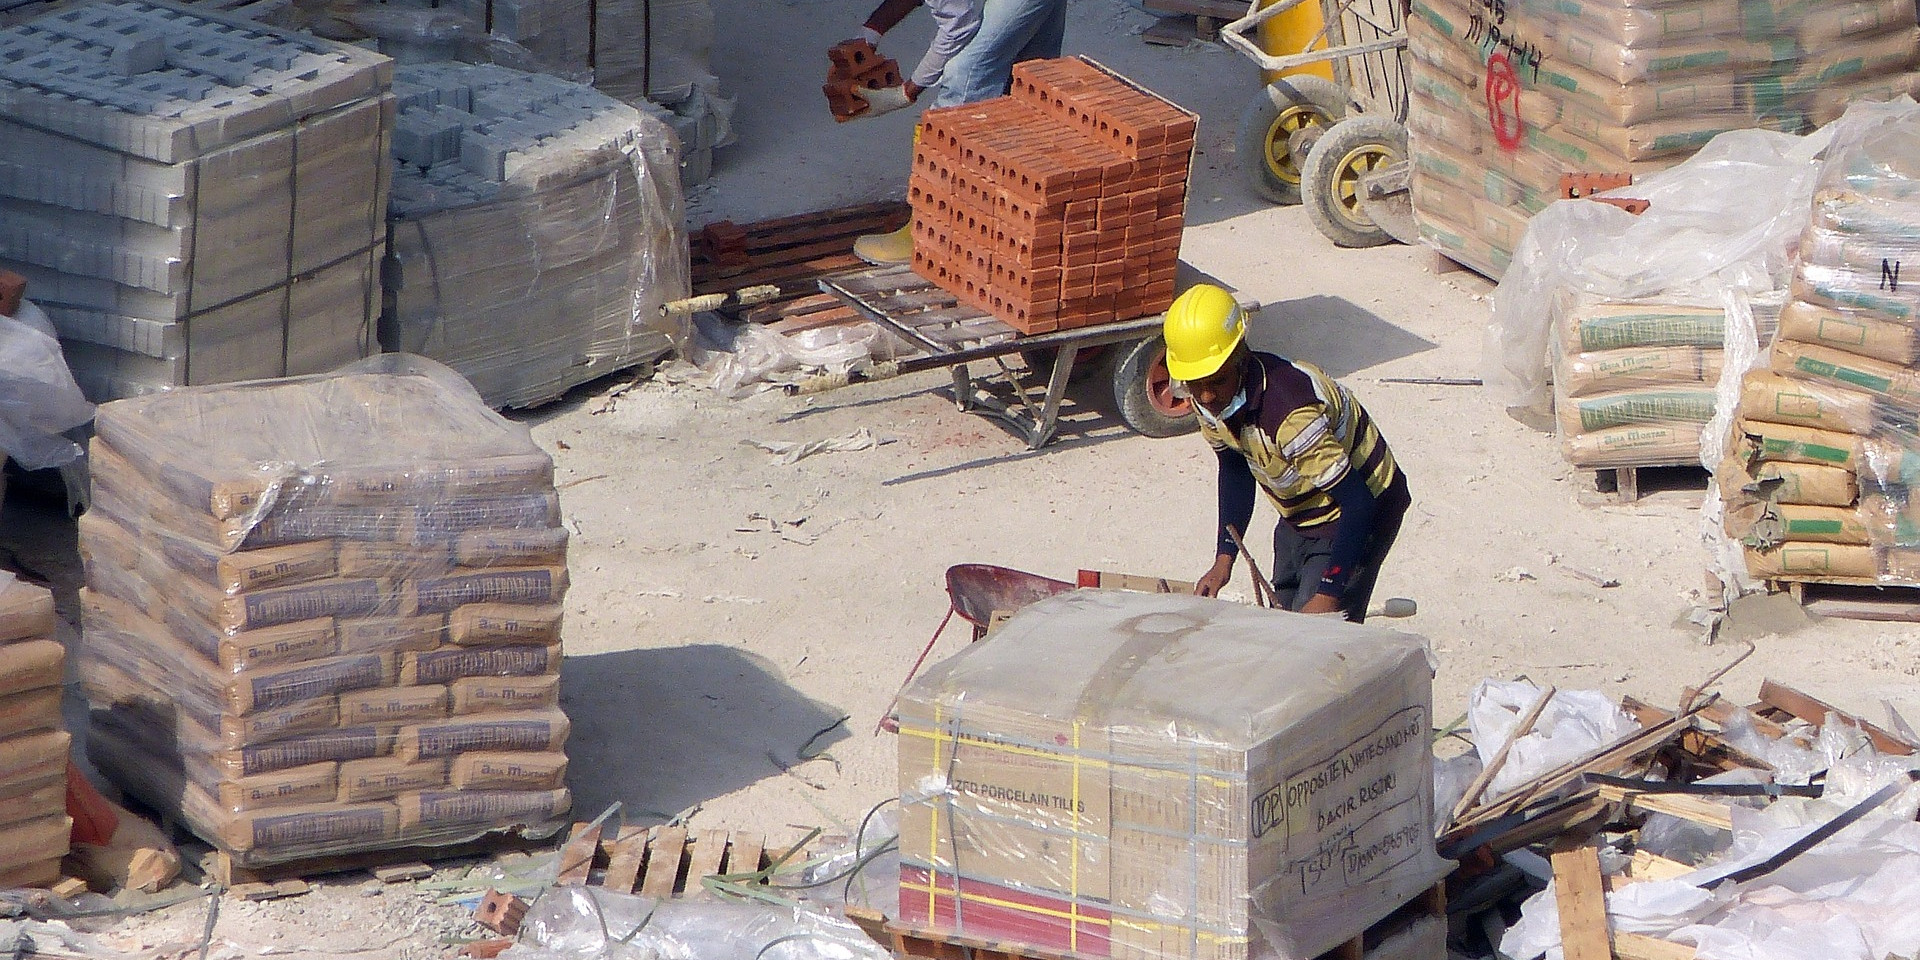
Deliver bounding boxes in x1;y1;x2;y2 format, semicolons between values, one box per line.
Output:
1224;525;1275;609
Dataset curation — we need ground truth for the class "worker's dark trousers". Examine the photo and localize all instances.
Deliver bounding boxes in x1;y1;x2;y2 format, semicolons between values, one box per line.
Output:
1270;493;1409;623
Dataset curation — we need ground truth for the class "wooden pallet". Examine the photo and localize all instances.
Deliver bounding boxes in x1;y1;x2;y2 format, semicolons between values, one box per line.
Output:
1579;463;1709;505
849;885;1446;960
692;202;911;302
567;824;779;897
209;832;552;886
1765;577;1920;623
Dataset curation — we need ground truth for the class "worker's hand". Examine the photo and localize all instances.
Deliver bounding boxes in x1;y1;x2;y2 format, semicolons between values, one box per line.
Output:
1298;592;1342;616
1195;555;1234;598
852;85;914;117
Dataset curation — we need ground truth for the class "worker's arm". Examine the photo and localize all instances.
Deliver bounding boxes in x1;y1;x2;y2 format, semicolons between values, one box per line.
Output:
1197;447;1256;597
907;0;983;93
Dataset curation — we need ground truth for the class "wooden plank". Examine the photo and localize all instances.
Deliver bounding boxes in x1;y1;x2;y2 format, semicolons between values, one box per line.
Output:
699;201;908;241
1550;846;1611;960
723;832;764;877
556;821;603;886
1758;679;1916;755
766;309;866;337
1803;593;1920;622
684;829;729;892
602;827;649;894
741;293;843;324
696;255;867;294
1614;932;1698;960
1593;784;1734;830
212;833;548;885
640;826;688;899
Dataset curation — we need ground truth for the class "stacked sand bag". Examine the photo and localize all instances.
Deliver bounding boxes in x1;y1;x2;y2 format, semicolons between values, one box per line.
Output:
0;575;70;889
1407;0;1920;276
77;359;571;870
1721;109;1920;583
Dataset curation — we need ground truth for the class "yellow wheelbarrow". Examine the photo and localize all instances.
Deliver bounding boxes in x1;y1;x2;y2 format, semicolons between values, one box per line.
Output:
1221;0;1419;248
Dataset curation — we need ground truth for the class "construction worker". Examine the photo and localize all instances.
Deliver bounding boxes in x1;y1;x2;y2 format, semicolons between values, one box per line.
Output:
1166;285;1411;623
845;0;1068;263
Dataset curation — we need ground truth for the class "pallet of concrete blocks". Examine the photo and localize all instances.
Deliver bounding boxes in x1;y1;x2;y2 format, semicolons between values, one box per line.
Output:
894;590;1450;960
382;62;689;410
1406;0;1920;278
1552;294;1733;468
1719;103;1920;585
0;575;70;890
75;356;572;872
0;0;393;402
909;57;1195;334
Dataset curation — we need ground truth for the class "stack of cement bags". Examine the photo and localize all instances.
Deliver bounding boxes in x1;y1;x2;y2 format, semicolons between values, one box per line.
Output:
1554;298;1728;467
78;359;572;872
383;63;688;409
1408;0;1920;277
0;0;391;401
0;575;69;889
1723;110;1920;583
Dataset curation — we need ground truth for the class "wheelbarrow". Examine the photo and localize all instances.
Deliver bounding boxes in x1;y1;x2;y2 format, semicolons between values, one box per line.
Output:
1220;0;1420;249
875;564;1075;732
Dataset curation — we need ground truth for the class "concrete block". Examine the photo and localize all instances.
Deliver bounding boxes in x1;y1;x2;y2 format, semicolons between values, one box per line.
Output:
40;304;183;358
285;242;377;376
108;33;167;76
185;281;284;384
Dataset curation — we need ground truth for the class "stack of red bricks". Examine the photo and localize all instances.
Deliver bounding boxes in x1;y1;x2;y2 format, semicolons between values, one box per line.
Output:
909;57;1196;334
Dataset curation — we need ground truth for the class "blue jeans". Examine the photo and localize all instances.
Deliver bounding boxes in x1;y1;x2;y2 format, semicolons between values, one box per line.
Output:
930;0;1068;108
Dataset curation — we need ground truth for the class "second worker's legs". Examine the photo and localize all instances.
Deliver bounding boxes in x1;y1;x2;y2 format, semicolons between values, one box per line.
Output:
931;0;1068;108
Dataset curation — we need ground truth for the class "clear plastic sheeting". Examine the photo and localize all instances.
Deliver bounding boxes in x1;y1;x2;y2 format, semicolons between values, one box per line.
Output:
1499;750;1920;960
1718;100;1920;586
382;63;689;410
1467;680;1640;802
896;591;1450;960
1489;121;1839;429
1407;0;1920;277
692;315;910;399
0;300;92;470
505;886;897;960
76;356;572;869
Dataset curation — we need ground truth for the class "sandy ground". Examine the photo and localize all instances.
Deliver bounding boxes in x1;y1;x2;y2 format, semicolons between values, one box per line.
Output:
4;1;1920;956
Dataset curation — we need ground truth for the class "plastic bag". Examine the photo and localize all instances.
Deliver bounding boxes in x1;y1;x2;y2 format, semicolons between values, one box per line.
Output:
1488;122;1839;427
695;316;907;399
1466;679;1639;801
0;301;93;470
507;886;896;960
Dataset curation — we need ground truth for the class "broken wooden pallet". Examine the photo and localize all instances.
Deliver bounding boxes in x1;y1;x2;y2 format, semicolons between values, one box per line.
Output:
565;824;778;897
692;201;911;301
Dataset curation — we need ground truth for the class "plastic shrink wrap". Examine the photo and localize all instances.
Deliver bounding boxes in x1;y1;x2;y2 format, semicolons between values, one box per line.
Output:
1407;0;1920;278
895;590;1449;960
0;0;390;402
77;356;572;869
381;63;689;410
0;575;70;889
1723;103;1920;586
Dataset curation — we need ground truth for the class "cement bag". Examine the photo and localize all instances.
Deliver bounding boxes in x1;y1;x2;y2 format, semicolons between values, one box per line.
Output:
1771;338;1920;409
1717;455;1857;506
1565;424;1703;467
1557;387;1717;434
1556;301;1728;353
1777;300;1919;366
1744;542;1876;578
1738;419;1865;469
1738;370;1878;434
1559;347;1722;396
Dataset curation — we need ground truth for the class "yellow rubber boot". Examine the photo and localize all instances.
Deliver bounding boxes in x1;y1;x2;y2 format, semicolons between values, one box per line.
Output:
853;222;913;265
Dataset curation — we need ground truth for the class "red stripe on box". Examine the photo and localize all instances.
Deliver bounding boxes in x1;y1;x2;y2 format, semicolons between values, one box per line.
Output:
899;865;1113;957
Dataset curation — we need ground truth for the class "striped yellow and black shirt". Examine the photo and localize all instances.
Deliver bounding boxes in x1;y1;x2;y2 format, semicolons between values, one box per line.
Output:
1199;353;1399;530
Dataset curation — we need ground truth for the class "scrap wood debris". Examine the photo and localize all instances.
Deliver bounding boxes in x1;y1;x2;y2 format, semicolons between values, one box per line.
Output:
1438;648;1920;960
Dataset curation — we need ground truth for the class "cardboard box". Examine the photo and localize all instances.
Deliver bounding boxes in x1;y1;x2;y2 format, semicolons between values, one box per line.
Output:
896;591;1445;960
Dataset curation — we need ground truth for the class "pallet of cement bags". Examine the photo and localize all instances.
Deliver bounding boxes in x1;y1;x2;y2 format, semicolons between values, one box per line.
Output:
0;575;71;889
76;355;573;873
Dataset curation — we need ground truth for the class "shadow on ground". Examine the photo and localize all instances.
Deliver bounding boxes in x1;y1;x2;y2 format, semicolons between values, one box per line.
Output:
1251;294;1437;378
561;644;852;823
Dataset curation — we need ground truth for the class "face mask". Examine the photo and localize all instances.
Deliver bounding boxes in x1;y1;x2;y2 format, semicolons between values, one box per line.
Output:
1195;386;1247;428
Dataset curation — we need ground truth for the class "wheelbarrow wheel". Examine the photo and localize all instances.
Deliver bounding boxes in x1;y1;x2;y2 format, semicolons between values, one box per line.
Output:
1302;115;1409;248
1104;336;1196;438
1235;75;1348;205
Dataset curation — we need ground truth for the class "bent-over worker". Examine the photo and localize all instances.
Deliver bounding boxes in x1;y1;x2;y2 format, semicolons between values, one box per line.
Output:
1166;284;1411;622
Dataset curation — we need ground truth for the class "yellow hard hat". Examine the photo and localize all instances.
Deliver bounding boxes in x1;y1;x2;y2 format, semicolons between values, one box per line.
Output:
1163;284;1246;382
